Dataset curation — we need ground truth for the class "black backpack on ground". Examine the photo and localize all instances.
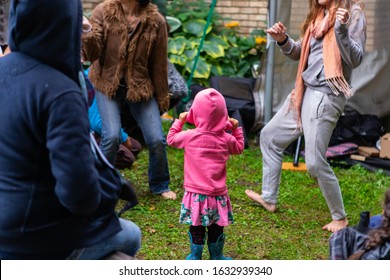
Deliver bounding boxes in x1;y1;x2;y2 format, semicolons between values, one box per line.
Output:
329;109;385;147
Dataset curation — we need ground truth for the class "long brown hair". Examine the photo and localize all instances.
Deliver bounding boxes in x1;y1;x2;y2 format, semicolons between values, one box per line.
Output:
300;0;364;37
349;188;390;260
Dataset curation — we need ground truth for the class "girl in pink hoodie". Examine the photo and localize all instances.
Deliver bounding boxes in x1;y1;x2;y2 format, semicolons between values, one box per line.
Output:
167;88;244;260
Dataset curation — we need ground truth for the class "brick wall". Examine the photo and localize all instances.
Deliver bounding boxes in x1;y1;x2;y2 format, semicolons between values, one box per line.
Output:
290;0;308;37
212;0;268;35
82;0;388;51
364;0;390;51
283;0;389;52
82;0;101;14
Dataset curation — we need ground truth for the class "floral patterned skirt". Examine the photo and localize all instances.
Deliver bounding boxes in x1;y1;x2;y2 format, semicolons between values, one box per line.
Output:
179;191;234;227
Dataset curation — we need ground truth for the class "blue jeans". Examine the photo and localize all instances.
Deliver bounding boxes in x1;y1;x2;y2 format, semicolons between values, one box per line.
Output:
68;218;141;259
95;89;170;194
89;97;128;143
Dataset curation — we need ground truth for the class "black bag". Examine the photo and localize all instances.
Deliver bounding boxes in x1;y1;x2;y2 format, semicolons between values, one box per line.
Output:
352;211;371;235
168;60;188;99
210;76;256;148
329;110;385;147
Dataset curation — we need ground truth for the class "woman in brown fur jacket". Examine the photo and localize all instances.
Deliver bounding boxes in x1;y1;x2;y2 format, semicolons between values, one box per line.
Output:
82;0;176;199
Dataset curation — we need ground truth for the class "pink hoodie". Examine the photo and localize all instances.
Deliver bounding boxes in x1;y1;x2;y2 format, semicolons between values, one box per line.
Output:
167;88;244;196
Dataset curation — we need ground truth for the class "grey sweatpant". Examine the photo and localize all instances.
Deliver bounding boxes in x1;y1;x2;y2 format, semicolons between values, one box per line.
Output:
260;87;347;220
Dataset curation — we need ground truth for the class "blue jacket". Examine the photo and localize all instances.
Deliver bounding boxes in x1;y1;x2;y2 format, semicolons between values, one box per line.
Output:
0;0;121;257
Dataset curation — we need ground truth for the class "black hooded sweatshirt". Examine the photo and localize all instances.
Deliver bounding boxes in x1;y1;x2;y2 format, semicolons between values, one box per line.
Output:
0;0;121;258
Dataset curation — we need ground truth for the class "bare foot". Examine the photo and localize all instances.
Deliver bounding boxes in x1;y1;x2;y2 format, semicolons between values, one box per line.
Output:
322;219;348;233
245;189;277;213
161;190;177;200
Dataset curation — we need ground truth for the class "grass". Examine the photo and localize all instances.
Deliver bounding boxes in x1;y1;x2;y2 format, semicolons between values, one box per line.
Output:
118;119;390;260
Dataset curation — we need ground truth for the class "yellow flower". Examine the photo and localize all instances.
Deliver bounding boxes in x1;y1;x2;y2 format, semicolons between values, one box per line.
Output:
255;37;267;45
224;21;240;28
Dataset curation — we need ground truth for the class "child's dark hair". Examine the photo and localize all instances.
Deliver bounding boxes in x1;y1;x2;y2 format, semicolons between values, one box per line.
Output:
349;188;390;259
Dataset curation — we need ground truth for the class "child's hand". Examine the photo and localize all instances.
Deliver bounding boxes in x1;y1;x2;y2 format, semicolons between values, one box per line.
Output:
229;117;239;130
179;112;188;123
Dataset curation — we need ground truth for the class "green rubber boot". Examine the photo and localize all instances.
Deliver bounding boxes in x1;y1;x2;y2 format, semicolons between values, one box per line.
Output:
185;232;204;260
208;234;232;260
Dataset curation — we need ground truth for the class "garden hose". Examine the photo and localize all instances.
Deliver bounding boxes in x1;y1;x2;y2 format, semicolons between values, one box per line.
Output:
182;0;217;106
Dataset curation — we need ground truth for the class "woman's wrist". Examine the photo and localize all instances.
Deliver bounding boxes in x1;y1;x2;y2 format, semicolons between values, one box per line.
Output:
277;35;289;46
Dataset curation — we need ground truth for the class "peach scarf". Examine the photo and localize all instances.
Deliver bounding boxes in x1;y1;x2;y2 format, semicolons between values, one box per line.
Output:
289;7;353;130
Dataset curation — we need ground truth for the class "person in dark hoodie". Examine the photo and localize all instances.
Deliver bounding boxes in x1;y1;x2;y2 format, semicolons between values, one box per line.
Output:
0;0;141;259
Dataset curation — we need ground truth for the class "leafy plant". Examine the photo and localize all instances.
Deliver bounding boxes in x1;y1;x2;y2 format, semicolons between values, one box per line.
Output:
166;1;267;86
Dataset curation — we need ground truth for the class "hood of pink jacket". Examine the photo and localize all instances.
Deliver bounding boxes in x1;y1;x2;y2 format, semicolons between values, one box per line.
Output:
187;88;232;132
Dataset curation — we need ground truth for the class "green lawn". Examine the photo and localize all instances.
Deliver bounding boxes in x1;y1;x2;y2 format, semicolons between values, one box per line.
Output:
119;120;390;260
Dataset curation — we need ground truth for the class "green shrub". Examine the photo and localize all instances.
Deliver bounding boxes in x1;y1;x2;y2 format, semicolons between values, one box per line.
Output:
166;1;266;86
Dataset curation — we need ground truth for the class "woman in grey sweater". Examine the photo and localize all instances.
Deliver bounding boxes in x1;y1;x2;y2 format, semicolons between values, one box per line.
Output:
246;0;366;233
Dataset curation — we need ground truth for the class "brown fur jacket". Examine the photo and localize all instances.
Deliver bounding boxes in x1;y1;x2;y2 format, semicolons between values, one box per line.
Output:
82;0;169;111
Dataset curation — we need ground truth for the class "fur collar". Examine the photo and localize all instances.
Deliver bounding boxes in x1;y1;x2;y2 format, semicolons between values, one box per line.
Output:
103;0;160;26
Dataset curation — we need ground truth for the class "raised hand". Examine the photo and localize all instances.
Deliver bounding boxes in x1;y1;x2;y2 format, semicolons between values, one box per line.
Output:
229;117;239;130
266;22;288;43
336;8;350;24
179;112;188;123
